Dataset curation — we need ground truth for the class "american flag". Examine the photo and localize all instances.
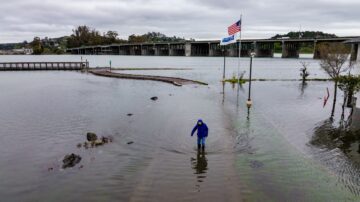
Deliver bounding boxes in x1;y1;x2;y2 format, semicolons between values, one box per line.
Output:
228;20;241;35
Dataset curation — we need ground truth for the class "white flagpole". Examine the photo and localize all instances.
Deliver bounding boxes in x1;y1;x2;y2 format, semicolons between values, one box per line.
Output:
237;14;242;85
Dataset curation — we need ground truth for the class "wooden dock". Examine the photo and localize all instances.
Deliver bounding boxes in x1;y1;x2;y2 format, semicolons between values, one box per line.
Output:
0;62;89;71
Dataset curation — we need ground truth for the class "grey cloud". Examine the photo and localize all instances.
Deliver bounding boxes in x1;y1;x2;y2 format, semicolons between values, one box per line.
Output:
0;0;360;43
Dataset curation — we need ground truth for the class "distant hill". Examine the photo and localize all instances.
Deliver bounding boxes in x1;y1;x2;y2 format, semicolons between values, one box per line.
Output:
271;31;337;39
0;43;25;50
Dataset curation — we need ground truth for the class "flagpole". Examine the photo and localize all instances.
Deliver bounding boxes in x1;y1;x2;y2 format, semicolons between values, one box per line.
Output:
237;14;242;86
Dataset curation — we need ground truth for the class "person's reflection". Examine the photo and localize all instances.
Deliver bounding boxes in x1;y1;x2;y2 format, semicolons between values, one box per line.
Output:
191;150;208;182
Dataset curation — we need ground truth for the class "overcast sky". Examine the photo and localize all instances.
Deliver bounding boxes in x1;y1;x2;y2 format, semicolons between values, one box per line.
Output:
1;0;360;43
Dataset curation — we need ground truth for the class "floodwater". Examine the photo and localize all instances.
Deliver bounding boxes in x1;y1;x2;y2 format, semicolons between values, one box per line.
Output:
0;55;360;201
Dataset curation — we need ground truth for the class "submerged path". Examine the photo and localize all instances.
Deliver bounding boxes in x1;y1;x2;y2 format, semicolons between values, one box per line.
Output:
89;69;208;86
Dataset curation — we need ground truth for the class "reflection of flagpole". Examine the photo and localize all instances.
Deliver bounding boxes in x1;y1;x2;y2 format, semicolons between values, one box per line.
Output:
222;81;225;104
237;14;242;85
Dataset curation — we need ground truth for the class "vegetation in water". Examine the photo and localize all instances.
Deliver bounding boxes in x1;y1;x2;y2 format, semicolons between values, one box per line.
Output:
224;72;246;84
318;42;354;117
300;61;310;83
336;75;360;107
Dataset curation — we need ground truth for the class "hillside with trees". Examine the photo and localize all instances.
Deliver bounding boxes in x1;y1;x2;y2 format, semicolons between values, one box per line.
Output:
66;26;184;47
128;32;185;43
271;31;337;39
26;26;186;54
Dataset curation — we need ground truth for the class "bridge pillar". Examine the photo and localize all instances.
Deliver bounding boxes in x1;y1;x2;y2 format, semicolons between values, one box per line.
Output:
190;43;209;56
350;44;358;61
226;43;237;57
313;41;329;59
154;45;160;56
129;46;136;55
168;44;174;56
185;42;192;56
170;44;185;56
119;46;127;55
282;41;300;58
239;42;252;57
141;46;147;56
209;43;222;56
313;41;321;59
255;42;274;57
208;43;214;56
140;45;152;56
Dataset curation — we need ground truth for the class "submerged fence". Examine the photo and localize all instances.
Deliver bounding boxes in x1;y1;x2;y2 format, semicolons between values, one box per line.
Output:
0;62;89;71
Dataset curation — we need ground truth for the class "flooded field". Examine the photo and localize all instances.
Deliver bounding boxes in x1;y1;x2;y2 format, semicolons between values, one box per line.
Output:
0;55;360;201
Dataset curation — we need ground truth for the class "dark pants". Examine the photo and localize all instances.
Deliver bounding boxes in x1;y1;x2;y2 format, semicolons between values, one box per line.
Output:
197;137;206;146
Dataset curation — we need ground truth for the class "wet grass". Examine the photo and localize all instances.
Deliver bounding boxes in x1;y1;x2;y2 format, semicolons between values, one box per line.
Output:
224;78;331;84
224;78;247;84
114;67;192;70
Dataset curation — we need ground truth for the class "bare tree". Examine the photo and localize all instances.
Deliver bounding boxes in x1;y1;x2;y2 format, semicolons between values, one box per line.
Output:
299;61;310;83
318;42;353;117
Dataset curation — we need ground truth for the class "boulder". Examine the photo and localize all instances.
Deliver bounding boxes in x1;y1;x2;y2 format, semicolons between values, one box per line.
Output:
94;139;104;146
62;153;82;168
83;142;89;149
101;136;109;143
86;132;98;141
150;96;158;101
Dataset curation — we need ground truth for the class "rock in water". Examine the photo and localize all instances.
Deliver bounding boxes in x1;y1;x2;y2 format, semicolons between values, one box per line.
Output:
94;139;104;146
150;96;158;101
249;160;263;169
127;113;133;116
62;153;82;168
127;141;134;145
83;142;89;149
86;132;98;141
101;136;109;143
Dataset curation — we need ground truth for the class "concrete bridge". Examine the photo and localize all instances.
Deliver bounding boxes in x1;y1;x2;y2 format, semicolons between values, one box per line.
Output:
67;37;360;60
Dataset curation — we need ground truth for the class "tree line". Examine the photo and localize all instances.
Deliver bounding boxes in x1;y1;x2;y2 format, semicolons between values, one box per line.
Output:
271;31;337;39
66;25;185;48
29;25;186;54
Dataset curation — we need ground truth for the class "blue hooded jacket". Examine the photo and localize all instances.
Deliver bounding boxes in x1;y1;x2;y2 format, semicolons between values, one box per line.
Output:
191;119;208;138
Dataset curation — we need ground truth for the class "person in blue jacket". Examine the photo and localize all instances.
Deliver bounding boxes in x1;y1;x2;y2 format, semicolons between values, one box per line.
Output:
191;119;208;150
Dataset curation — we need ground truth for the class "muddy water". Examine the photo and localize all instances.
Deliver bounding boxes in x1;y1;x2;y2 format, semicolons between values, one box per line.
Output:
0;55;360;201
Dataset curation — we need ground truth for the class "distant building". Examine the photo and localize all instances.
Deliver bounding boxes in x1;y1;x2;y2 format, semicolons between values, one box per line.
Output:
11;48;33;55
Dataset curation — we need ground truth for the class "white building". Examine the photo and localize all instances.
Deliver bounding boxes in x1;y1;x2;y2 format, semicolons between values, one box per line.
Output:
12;48;33;55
